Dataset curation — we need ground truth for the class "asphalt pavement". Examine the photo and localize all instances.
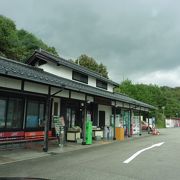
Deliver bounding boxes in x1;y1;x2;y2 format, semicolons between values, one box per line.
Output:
0;128;180;180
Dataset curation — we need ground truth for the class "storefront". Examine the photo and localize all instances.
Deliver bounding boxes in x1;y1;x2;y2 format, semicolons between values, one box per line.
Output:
0;88;52;142
0;54;155;151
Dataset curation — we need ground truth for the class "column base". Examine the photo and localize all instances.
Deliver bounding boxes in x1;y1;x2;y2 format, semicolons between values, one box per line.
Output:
113;137;116;140
82;142;86;145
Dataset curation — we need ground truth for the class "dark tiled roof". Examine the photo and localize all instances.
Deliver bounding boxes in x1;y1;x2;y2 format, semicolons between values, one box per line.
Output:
0;56;155;109
26;49;119;86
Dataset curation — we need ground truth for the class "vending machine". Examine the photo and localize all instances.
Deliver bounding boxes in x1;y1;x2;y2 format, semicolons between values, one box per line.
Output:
86;121;92;144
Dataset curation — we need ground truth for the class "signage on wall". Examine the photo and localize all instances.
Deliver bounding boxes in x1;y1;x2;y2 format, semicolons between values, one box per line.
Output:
53;116;59;123
94;97;111;106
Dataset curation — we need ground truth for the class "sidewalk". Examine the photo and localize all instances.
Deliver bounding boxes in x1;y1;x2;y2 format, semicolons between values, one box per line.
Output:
0;132;151;165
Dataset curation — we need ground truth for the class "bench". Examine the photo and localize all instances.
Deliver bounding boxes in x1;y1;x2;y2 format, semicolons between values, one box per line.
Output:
0;131;56;149
0;132;26;149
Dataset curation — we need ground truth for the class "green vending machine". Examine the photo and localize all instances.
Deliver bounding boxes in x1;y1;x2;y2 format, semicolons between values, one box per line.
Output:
86;120;92;145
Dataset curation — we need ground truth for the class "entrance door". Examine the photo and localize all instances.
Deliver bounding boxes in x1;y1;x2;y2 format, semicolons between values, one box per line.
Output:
99;111;105;128
66;108;76;128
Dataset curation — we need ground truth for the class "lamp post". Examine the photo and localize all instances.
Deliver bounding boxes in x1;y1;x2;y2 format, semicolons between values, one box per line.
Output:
162;106;165;127
162;106;165;114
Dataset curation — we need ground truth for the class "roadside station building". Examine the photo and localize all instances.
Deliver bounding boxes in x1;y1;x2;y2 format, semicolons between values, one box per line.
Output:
0;50;155;151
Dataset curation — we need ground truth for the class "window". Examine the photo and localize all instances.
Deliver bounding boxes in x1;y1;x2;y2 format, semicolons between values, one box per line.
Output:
26;100;45;128
7;98;23;129
53;102;59;116
96;80;107;90
0;97;23;129
66;107;76;128
0;99;6;128
72;71;88;84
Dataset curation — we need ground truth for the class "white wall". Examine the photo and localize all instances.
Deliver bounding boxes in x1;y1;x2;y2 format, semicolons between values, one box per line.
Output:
51;87;69;98
88;76;96;87
40;62;72;80
116;101;123;107
98;104;112;126
52;97;61;116
123;103;130;108
107;84;114;92
87;95;94;102
0;76;21;90
24;81;48;94
71;92;85;101
39;61;115;92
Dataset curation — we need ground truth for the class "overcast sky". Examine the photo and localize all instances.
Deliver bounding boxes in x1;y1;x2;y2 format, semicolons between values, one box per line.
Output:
0;0;180;87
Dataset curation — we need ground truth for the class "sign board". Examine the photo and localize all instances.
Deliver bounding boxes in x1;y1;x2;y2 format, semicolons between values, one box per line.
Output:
53;116;65;136
53;116;60;124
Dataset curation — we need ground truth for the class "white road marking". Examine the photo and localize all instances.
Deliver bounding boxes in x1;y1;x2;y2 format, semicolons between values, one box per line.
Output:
123;142;165;164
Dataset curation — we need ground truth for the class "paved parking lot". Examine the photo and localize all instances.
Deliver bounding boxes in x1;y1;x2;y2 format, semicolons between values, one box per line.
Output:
1;129;179;180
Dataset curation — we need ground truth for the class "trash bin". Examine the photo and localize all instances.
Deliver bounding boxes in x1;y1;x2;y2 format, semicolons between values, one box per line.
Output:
115;127;124;141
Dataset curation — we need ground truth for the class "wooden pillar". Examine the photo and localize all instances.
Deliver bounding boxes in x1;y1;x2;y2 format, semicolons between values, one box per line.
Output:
147;111;150;134
82;95;87;145
113;101;116;140
139;110;142;136
43;86;51;152
128;109;132;137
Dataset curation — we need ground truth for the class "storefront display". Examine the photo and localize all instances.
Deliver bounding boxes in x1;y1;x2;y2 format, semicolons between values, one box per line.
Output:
132;116;140;135
123;111;130;136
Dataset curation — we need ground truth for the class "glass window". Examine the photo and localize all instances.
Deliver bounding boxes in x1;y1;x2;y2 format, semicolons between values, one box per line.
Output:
39;103;45;127
54;102;58;116
66;108;76;128
96;80;107;90
26;100;45;128
66;108;71;128
0;99;6;128
7;98;23;129
72;71;88;84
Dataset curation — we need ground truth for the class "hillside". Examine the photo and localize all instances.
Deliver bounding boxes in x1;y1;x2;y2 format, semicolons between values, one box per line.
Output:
116;80;180;127
0;15;58;62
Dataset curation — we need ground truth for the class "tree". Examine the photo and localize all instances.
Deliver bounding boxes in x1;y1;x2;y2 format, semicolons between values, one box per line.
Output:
17;29;58;61
116;80;180;127
75;54;109;78
0;15;18;59
0;15;58;62
116;80;166;127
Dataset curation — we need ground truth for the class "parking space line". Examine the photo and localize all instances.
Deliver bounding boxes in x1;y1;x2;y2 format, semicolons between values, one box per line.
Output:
123;142;165;164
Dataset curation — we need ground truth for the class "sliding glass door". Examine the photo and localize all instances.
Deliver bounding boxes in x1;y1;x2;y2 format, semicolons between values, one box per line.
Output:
0;97;23;130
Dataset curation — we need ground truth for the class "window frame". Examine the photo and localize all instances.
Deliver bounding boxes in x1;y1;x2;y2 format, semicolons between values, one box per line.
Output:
25;99;46;130
0;97;24;131
72;71;88;84
96;79;108;90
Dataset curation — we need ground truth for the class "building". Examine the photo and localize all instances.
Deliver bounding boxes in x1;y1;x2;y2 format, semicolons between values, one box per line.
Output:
0;49;155;150
166;118;180;128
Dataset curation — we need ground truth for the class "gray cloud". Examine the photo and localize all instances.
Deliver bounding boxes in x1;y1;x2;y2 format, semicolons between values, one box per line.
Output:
1;0;180;86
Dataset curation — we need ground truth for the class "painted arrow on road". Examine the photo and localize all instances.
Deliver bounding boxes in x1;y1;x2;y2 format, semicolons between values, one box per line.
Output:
123;142;165;164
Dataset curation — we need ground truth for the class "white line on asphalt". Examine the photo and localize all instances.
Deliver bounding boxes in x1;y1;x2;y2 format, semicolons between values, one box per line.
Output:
123;142;165;164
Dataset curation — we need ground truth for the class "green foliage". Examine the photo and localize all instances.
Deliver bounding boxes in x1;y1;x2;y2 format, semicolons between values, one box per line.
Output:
155;112;166;128
0;15;18;59
116;80;180;127
0;15;58;62
75;54;109;78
